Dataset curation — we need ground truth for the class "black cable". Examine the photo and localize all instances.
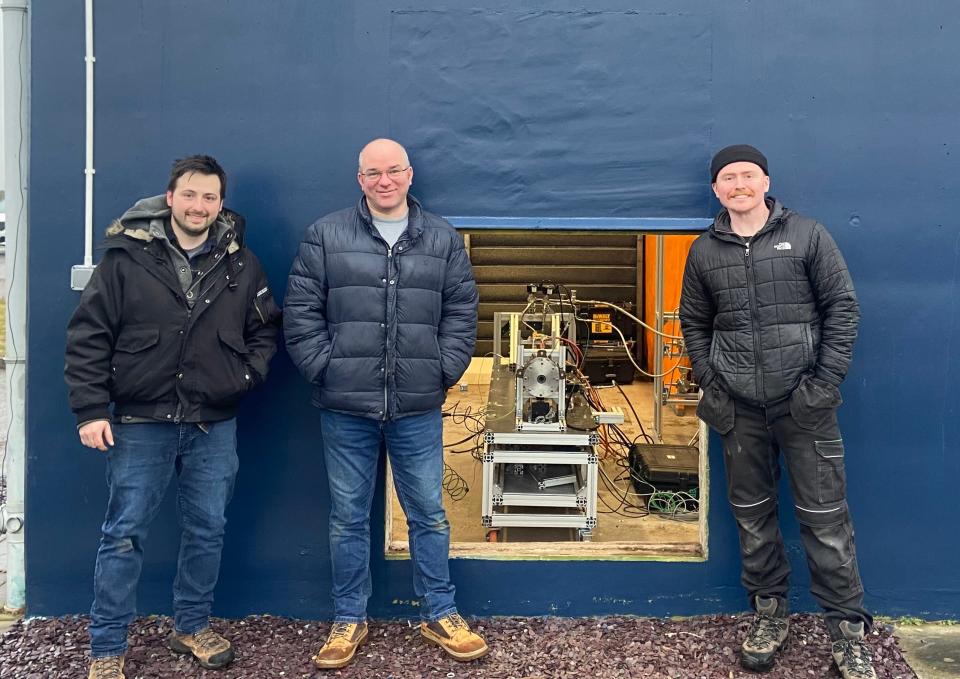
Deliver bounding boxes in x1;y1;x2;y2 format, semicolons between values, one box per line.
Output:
441;462;469;501
614;382;654;444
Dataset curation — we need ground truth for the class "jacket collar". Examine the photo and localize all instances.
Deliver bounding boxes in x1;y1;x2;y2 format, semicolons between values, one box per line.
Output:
711;197;786;242
357;194;425;242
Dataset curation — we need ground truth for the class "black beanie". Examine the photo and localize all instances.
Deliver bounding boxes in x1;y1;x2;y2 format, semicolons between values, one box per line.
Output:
710;144;768;182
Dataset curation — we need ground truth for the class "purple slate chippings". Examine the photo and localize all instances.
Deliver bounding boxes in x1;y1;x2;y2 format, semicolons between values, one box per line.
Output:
0;614;916;678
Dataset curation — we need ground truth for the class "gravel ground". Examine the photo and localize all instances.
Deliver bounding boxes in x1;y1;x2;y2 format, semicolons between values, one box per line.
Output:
0;613;916;678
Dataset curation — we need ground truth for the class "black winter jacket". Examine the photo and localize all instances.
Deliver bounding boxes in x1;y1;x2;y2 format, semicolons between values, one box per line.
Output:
680;198;859;412
284;195;478;420
65;196;281;426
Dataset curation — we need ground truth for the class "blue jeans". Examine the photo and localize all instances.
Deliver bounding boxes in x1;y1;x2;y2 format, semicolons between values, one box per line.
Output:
319;408;457;623
89;420;239;658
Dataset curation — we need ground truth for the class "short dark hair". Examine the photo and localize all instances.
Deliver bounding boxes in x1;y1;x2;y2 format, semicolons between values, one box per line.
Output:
167;155;227;200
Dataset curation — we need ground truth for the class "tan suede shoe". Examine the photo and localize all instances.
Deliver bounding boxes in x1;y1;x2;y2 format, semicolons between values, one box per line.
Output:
421;613;489;661
88;655;125;679
167;627;236;669
312;621;369;670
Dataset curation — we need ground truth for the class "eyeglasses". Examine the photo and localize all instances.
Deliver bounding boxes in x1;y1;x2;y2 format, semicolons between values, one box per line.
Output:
359;167;410;182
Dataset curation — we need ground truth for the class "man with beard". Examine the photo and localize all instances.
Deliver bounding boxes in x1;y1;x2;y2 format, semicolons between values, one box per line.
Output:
65;155;281;678
680;145;875;678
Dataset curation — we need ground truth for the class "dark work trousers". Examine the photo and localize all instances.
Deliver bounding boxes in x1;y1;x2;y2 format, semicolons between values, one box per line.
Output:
719;396;872;641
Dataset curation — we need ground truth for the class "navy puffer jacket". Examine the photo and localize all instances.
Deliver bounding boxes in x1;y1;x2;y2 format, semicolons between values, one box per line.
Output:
284;195;478;420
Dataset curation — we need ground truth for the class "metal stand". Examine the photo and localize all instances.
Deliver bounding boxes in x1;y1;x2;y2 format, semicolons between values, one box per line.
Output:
480;351;599;541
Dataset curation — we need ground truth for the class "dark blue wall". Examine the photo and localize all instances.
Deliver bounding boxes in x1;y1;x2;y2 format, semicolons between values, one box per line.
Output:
27;1;960;620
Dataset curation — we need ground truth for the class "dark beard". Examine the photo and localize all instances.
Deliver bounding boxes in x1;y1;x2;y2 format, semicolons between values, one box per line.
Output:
171;214;213;238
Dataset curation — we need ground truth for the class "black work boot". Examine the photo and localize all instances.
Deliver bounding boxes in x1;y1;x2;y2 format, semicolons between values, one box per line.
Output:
740;596;789;672
831;621;877;679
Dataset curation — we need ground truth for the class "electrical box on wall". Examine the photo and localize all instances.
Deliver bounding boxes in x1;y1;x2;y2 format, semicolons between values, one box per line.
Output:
71;265;96;291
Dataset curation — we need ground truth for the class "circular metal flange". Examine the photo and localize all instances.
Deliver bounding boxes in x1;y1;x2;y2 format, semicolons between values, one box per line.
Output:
522;356;560;398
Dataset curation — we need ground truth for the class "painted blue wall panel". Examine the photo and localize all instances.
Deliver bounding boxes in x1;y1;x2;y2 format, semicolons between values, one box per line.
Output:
26;1;960;620
388;9;712;216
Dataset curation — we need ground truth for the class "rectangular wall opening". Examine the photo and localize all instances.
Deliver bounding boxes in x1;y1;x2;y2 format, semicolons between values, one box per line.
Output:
386;229;708;561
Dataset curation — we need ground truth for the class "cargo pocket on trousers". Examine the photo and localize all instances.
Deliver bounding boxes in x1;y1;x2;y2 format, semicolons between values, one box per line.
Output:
814;439;847;504
696;383;735;435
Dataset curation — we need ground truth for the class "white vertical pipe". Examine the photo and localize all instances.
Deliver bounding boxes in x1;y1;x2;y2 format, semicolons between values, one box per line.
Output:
1;0;29;613
653;234;664;442
83;0;94;266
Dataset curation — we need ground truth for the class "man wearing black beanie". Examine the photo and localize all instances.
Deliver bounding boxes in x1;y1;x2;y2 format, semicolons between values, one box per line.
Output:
679;146;875;679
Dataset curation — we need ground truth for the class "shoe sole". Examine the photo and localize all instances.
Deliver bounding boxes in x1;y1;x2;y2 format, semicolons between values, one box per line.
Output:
167;637;236;670
740;636;789;673
312;629;369;670
421;628;490;662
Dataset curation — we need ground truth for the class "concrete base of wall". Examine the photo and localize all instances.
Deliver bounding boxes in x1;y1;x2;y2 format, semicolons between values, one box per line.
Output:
895;624;960;679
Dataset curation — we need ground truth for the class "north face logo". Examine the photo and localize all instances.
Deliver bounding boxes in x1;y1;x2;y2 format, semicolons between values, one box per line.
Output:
774;242;792;251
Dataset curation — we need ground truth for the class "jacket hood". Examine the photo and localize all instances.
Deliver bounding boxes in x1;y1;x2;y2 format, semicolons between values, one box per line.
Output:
712;197;786;237
103;194;239;254
119;194;171;224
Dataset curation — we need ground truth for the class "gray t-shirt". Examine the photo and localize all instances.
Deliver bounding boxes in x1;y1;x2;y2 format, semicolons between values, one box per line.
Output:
373;214;408;248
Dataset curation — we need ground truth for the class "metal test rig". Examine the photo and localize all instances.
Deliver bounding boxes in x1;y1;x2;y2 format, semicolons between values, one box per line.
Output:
481;293;620;541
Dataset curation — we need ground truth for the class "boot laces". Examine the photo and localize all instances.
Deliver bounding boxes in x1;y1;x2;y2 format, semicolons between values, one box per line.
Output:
443;613;468;631
193;627;226;651
838;639;875;678
328;622;357;644
92;656;123;679
746;614;786;646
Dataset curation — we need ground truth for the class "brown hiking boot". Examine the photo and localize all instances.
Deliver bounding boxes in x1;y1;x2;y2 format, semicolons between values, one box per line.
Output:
421;613;489;662
88;655;125;679
167;627;236;669
831;621;877;679
741;596;789;672
312;621;369;670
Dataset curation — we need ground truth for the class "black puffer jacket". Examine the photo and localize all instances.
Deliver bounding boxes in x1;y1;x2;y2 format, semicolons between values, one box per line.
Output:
284;195;478;420
680;198;859;409
65;196;281;425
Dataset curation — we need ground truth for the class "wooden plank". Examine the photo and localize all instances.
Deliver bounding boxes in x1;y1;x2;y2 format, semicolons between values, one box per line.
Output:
467;232;637;248
471;246;636;266
477;283;636;302
387;540;704;561
473;265;635;285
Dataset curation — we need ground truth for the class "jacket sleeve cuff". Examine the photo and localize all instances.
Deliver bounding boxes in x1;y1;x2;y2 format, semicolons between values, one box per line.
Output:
813;366;842;386
76;406;111;427
697;368;716;389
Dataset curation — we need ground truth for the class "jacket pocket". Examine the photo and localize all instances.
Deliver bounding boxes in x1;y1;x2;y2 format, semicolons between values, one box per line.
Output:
789;376;842;430
801;323;814;371
115;325;160;353
433;335;450;389
814;439;847;504
696;382;735;435
193;328;256;406
316;333;338;386
708;336;718;376
111;324;162;401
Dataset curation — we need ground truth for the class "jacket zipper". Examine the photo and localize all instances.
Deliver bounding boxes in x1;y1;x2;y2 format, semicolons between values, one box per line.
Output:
173;308;192;423
383;245;392;421
174;247;231;422
190;249;230;306
743;239;766;402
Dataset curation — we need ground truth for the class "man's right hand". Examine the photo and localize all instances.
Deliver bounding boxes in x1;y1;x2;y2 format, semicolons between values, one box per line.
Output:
79;420;114;452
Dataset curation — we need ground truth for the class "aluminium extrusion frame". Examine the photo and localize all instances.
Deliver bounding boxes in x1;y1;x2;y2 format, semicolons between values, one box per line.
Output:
481;316;599;539
481;440;599;535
